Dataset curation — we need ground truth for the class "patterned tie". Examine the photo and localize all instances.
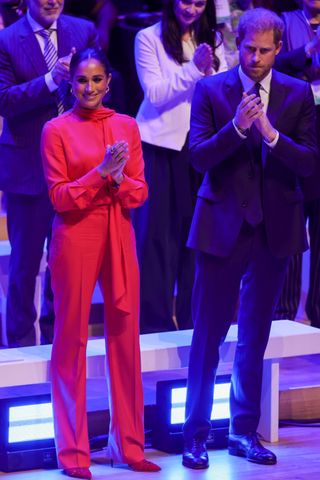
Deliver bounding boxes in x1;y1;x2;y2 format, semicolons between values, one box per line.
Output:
38;28;64;115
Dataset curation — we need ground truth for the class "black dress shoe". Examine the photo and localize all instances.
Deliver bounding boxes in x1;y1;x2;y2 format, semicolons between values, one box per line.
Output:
182;438;209;469
228;432;277;465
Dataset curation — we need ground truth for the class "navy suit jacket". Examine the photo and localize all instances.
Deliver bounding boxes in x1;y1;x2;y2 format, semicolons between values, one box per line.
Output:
187;67;318;259
0;14;98;194
274;14;320;202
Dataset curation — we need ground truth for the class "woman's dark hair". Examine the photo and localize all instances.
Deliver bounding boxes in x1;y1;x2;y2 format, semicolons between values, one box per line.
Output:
70;48;111;78
161;0;221;70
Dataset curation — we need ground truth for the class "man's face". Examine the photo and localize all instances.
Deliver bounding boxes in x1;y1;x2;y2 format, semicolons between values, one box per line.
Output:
237;30;282;82
303;0;320;14
27;0;64;28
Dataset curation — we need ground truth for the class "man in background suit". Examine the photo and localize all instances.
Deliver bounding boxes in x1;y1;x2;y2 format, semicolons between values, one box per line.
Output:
274;0;320;328
182;8;317;470
0;0;98;347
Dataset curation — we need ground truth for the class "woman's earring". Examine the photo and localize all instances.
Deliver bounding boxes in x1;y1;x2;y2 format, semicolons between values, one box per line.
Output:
106;86;110;94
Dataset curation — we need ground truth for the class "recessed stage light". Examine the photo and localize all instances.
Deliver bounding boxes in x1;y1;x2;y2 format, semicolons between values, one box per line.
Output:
0;394;57;472
153;375;231;453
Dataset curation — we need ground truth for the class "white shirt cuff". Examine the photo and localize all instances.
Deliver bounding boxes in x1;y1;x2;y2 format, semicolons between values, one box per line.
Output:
45;72;59;92
232;119;247;139
264;130;279;148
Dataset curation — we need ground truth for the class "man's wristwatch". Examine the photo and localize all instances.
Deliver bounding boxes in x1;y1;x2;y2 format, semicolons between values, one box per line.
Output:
235;122;249;136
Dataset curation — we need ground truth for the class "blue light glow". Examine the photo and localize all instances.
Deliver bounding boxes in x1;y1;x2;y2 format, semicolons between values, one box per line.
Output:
8;403;54;443
170;382;230;424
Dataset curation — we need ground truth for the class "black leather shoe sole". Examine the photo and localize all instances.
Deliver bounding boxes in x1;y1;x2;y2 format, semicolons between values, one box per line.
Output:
182;458;209;469
228;446;277;465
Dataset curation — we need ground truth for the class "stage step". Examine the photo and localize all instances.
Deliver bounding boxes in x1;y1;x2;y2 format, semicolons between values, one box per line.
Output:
279;354;320;421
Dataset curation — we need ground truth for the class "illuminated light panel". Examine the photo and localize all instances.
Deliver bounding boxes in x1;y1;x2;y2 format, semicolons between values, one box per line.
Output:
8;403;54;443
170;383;230;424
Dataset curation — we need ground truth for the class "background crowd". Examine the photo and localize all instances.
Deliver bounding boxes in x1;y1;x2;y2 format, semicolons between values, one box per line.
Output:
0;0;318;347
0;1;318;478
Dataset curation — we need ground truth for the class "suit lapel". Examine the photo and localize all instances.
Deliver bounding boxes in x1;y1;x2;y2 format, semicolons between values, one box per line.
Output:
225;67;243;116
19;16;48;76
262;70;287;166
19;15;73;71
57;15;73;57
267;70;287;130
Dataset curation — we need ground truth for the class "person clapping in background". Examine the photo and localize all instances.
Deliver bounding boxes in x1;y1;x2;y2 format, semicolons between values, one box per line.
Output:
133;0;228;334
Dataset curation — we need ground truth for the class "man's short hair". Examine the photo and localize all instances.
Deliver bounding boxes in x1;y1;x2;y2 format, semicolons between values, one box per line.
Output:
238;8;284;45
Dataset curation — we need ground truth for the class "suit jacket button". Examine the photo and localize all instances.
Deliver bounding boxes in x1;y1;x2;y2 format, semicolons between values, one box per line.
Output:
241;201;248;208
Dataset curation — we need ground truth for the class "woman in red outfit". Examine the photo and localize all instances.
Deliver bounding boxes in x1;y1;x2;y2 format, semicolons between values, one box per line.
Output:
41;48;160;479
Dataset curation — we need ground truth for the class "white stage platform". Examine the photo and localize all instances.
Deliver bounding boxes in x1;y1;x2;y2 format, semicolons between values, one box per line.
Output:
1;320;320;443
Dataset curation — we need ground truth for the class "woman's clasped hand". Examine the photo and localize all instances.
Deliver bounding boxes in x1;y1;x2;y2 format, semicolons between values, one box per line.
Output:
98;140;129;184
193;42;213;75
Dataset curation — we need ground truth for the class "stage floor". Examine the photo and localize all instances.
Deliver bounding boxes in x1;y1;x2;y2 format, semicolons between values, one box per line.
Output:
0;352;319;479
0;425;319;479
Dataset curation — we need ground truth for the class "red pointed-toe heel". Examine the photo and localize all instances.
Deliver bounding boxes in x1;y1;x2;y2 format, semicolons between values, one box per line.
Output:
128;459;161;472
63;467;92;479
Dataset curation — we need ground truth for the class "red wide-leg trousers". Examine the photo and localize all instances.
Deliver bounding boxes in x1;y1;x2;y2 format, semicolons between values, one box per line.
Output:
49;207;144;468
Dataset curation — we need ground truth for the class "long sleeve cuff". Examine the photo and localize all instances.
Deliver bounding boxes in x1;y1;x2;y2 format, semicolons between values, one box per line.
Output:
232;118;248;139
45;72;59;92
264;130;279;148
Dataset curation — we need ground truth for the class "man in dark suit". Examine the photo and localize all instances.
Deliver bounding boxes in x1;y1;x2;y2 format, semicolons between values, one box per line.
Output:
0;0;98;347
182;8;317;470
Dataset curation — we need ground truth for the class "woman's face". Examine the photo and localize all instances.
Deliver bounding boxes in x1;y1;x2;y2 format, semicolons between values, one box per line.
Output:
71;58;111;110
173;0;207;32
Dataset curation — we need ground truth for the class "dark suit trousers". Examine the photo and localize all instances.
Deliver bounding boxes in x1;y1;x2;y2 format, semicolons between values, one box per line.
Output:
133;141;202;333
183;222;289;441
6;191;54;347
275;198;320;327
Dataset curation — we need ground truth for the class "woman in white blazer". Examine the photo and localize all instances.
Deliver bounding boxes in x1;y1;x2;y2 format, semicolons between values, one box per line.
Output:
134;0;228;334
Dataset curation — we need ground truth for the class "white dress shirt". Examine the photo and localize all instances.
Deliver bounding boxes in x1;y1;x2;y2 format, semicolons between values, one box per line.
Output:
135;21;228;151
27;10;59;92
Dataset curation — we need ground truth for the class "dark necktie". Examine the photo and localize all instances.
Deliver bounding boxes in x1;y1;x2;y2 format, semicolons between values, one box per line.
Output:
246;82;263;226
252;82;261;98
38;29;64;115
249;82;262;153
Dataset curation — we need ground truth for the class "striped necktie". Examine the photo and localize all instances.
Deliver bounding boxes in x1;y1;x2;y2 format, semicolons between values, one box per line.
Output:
38;28;64;115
